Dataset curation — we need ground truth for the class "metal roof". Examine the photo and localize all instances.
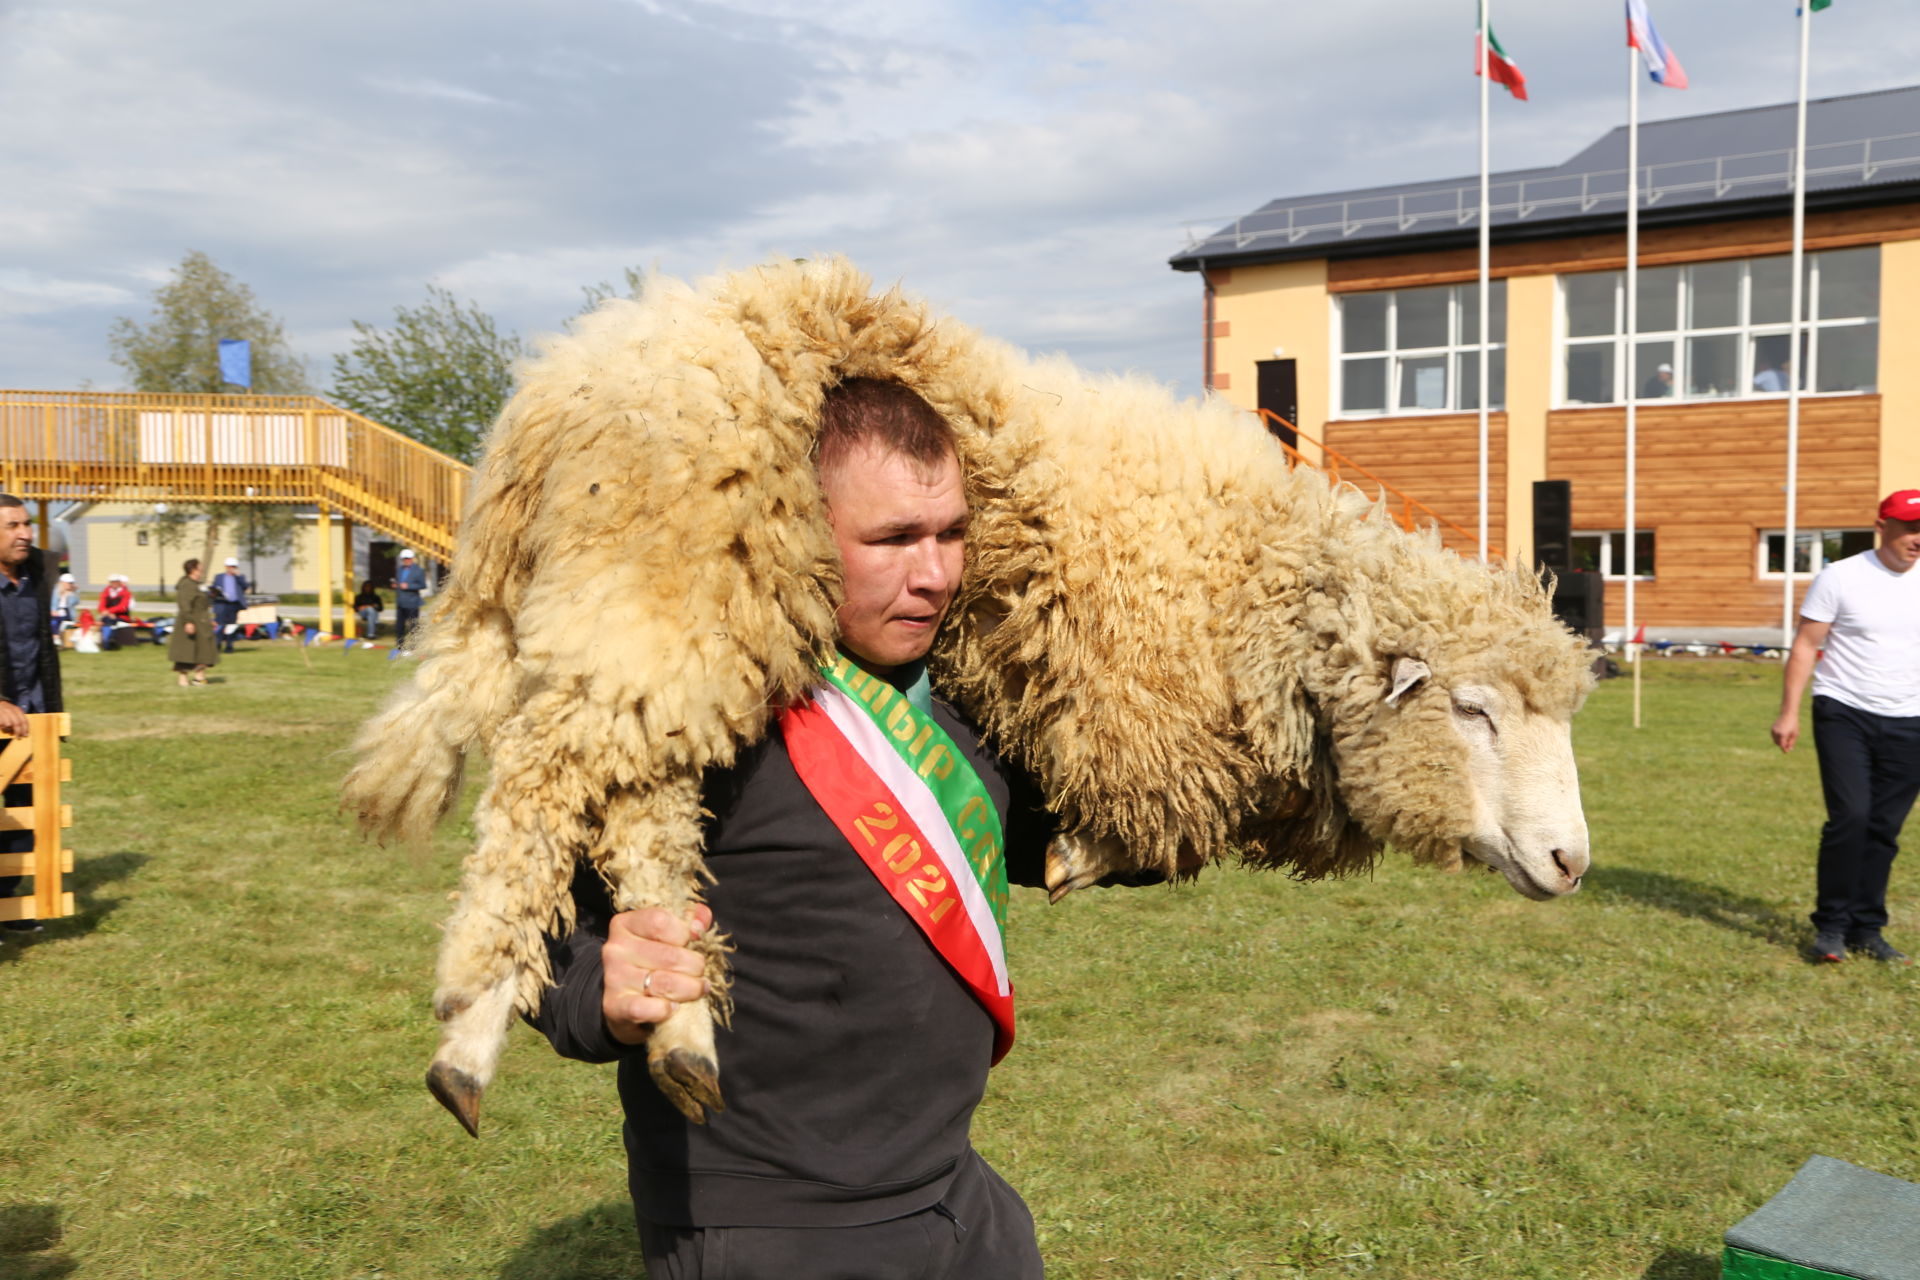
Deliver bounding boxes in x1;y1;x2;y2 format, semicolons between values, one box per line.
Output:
1170;84;1920;272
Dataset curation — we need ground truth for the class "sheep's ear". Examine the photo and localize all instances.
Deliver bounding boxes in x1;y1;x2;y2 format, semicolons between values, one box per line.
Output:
1385;657;1431;707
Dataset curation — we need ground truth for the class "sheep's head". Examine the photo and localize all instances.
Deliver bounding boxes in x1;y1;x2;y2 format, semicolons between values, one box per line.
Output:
1368;654;1590;900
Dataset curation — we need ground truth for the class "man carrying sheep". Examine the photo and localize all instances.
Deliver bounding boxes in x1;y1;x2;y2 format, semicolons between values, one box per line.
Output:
1772;489;1920;964
529;379;1055;1279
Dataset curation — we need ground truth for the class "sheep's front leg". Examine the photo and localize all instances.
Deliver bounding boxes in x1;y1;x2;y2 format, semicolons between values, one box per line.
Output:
595;777;733;1124
1044;830;1132;902
1046;829;1203;901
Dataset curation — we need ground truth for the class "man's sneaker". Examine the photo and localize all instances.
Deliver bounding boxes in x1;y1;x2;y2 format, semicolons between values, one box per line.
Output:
1811;931;1848;962
1;919;44;935
1849;934;1911;964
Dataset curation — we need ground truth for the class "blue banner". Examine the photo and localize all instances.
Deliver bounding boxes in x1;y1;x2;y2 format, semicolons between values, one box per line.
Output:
218;338;252;388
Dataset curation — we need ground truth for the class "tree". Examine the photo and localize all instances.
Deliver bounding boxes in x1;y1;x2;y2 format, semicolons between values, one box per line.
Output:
576;265;647;318
129;504;196;592
329;286;526;464
230;504;303;581
110;252;313;569
108;250;310;394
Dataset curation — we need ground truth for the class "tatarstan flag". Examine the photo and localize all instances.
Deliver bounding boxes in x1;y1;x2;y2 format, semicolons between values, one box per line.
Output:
1476;18;1529;100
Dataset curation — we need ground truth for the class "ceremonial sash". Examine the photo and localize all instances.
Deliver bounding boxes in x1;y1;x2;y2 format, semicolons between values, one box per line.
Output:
780;656;1015;1063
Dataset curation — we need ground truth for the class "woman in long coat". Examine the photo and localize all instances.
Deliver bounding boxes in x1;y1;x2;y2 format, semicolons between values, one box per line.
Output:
169;558;218;687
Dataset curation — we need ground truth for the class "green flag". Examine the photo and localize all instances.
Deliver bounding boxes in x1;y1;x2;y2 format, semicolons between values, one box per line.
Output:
1809;0;1832;10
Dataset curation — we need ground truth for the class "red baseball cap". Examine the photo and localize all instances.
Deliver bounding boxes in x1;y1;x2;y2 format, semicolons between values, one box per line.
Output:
1880;490;1920;521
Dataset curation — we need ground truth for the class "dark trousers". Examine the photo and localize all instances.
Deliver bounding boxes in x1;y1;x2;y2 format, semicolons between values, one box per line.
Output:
1811;696;1920;937
636;1151;1042;1280
213;602;240;651
395;606;419;648
1;780;30;900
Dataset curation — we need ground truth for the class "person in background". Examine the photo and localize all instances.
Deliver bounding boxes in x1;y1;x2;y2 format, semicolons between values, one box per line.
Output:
1641;362;1674;399
210;557;248;654
392;550;426;653
99;574;132;648
0;494;64;936
51;573;79;634
1772;489;1920;964
169;559;218;688
1754;357;1789;393
354;580;383;641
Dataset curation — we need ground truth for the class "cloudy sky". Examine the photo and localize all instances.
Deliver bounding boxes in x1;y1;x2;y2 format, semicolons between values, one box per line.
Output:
3;0;1915;403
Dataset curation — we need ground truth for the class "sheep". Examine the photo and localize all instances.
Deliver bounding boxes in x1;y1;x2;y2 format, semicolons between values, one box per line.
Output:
343;256;1596;1138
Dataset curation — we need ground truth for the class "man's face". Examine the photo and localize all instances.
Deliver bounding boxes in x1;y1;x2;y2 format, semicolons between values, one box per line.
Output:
1876;516;1920;573
820;441;967;671
0;505;30;574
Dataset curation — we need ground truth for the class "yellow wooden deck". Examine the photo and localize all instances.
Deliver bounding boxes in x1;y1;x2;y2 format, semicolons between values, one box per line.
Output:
2;389;472;633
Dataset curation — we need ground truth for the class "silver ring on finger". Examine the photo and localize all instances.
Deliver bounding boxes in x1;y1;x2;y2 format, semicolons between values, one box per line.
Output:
641;970;656;996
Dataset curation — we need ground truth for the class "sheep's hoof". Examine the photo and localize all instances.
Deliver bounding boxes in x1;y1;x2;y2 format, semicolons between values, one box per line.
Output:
1044;834;1105;903
426;1061;483;1138
650;1049;724;1125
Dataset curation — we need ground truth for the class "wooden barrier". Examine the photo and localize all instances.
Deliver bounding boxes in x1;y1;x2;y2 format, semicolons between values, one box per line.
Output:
0;712;75;924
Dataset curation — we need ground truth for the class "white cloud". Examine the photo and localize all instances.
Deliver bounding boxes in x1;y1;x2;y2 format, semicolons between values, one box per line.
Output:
0;271;136;317
363;76;521;110
1;0;1916;400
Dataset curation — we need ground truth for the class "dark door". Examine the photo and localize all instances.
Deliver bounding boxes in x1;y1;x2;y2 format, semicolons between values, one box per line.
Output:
1256;359;1298;448
369;541;399;590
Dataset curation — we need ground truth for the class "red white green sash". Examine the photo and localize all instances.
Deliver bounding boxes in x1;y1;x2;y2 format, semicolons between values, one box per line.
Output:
780;655;1014;1063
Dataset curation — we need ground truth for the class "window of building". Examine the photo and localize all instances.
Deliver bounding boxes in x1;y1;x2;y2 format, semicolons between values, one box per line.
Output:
1560;247;1878;406
1337;281;1506;417
1570;529;1655;579
1759;527;1874;578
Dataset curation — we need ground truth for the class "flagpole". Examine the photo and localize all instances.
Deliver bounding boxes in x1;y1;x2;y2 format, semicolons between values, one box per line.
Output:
1625;41;1642;728
1782;2;1812;650
1477;0;1491;564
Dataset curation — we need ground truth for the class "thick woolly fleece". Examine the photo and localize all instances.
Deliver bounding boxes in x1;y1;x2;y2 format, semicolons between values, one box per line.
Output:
343;256;1593;1086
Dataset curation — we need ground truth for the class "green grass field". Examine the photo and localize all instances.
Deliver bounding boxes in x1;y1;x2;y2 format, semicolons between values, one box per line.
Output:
2;644;1914;1279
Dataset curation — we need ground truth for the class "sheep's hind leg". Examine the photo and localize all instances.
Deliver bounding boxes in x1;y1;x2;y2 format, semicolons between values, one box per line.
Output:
425;972;519;1137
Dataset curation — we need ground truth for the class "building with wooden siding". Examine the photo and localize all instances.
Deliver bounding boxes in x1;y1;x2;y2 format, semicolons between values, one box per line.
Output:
1171;86;1920;633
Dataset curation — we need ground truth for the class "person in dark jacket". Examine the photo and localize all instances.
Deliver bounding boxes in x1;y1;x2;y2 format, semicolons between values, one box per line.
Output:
169;559;218;687
391;550;425;651
529;382;1066;1278
209;558;248;653
0;494;64;932
353;581;383;641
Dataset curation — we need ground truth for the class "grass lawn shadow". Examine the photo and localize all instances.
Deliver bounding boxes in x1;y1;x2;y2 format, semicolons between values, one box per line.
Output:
0;1202;76;1278
1585;865;1804;953
1640;1247;1719;1279
0;850;147;964
497;1201;648;1280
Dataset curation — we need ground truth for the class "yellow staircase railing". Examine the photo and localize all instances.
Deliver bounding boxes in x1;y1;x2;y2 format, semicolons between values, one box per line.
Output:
0;389;471;563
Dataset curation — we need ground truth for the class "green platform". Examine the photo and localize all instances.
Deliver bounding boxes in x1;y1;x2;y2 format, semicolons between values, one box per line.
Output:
1723;1155;1920;1280
1724;1245;1860;1280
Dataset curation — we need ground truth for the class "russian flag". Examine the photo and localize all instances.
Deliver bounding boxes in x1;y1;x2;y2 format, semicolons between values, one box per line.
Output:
1627;0;1689;89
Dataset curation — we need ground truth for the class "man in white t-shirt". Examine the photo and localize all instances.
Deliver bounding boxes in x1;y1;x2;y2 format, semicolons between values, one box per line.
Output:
1772;489;1920;963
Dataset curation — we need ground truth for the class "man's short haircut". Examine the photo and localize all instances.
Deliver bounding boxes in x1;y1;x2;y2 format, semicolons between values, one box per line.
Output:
815;378;956;481
0;493;25;510
182;558;200;575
